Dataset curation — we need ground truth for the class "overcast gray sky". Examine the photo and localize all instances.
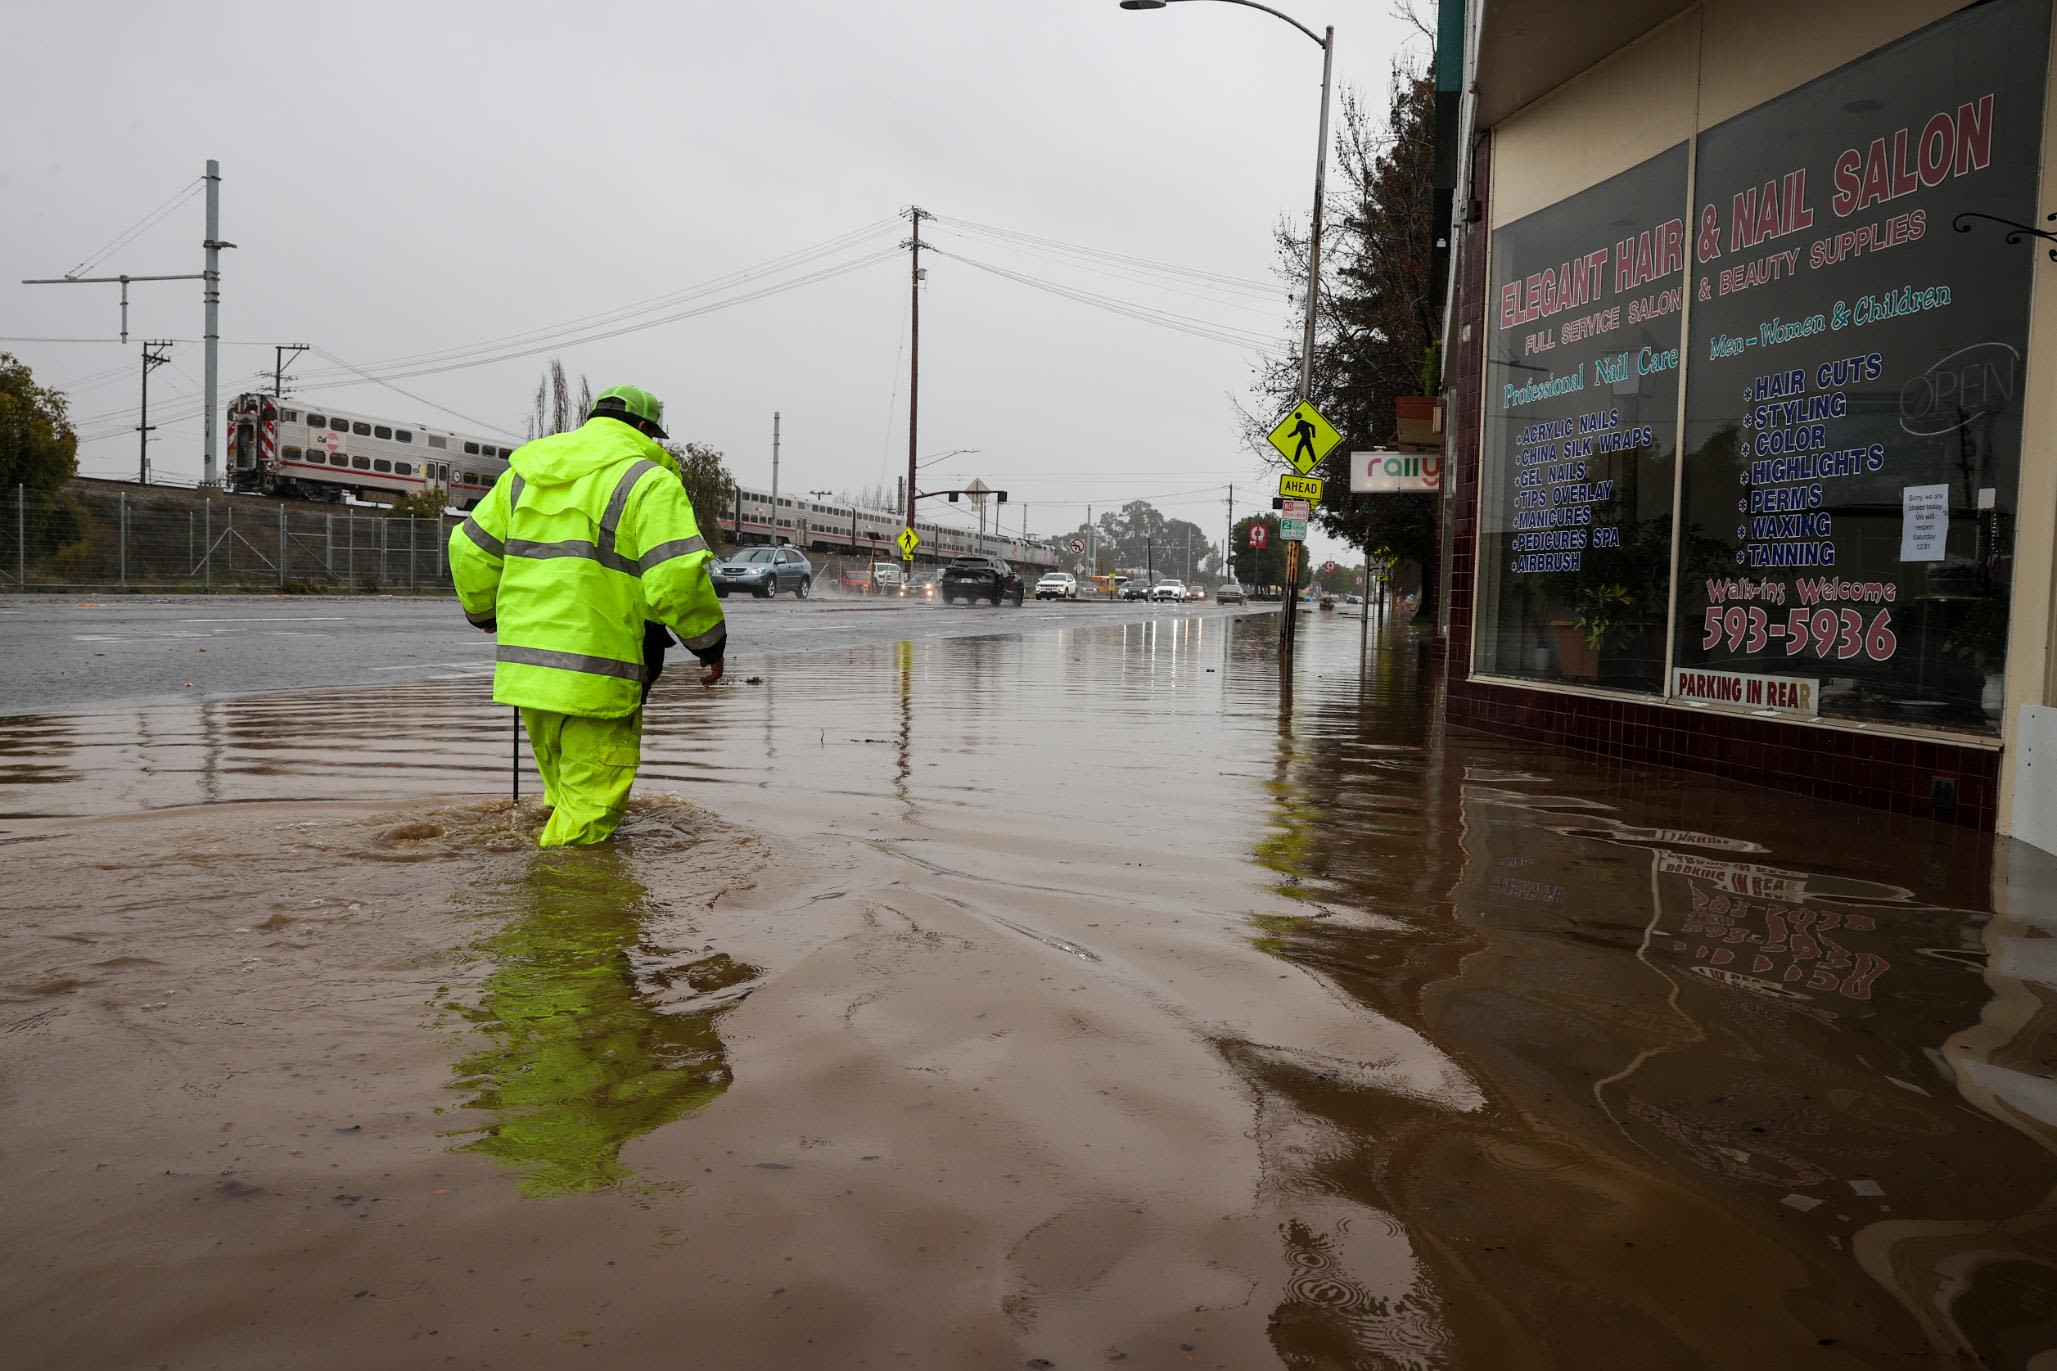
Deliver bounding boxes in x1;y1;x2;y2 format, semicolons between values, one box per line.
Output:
5;0;1424;569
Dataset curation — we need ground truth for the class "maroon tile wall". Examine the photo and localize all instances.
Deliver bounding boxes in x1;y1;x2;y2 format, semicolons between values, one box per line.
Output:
1435;131;1998;831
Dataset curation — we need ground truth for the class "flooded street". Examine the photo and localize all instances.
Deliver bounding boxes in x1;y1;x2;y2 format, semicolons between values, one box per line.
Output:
3;607;2054;1369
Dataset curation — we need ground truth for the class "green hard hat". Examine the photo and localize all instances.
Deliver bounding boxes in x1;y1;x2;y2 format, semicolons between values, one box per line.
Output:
590;384;667;439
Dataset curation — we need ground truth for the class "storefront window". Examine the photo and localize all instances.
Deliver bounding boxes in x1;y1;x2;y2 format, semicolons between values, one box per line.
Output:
1475;147;1688;691
1670;0;2048;735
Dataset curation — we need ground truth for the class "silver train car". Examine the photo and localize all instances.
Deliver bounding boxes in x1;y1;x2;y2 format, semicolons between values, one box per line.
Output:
225;393;512;509
223;392;1056;568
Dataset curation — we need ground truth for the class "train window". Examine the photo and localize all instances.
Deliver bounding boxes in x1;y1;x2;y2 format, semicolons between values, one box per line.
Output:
427;435;447;449
396;430;413;443
373;459;392;473
394;461;412;477
352;421;371;436
306;414;326;427
284;446;304;460
464;442;479;455
352;455;371;471
283;409;299;423
325;416;344;430
373;425;391;440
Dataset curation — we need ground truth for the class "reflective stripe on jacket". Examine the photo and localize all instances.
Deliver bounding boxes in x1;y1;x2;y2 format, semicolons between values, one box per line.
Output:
449;417;726;718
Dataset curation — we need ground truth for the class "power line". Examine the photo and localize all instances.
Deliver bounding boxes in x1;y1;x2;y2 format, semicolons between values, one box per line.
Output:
66;178;203;279
284;219;901;385
309;247;899;387
934;215;1279;295
308;348;521;438
924;246;1284;355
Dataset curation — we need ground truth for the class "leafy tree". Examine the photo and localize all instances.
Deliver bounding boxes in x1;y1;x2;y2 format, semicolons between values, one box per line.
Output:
1227;514;1310;591
0;354;80;491
1251;71;1441;615
665;441;737;552
1054;499;1217;577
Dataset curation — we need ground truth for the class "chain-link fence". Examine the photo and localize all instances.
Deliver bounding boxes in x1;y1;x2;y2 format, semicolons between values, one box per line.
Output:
0;484;463;593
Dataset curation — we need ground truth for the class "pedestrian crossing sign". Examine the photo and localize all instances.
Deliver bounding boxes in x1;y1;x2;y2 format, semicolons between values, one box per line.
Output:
897;526;920;558
1267;401;1342;475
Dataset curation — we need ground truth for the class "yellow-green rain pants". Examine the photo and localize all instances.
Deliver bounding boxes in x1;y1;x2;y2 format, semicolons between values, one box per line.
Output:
521;708;644;847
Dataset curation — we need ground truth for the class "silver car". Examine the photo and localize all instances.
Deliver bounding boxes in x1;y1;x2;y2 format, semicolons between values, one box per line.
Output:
712;545;813;598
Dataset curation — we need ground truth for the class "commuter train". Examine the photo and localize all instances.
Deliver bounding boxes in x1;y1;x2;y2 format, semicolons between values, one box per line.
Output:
223;392;1054;567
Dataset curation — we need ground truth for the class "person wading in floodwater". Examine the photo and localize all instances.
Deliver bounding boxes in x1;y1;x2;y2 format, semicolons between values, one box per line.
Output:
449;385;726;847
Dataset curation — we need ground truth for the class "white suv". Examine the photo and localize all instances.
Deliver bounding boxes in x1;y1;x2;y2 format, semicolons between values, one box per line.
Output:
1149;579;1187;602
871;562;904;588
1035;571;1078;600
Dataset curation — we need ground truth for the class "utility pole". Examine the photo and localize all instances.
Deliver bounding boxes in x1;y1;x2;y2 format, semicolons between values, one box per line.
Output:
770;410;781;543
902;206;930;583
1087;504;1094;574
1226;483;1234;586
272;343;309;398
137;341;172;484
22;159;229;483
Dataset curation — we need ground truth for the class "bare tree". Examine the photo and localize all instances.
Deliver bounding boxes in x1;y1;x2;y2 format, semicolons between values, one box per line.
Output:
575;377;592;425
549;360;573;437
527;378;547;442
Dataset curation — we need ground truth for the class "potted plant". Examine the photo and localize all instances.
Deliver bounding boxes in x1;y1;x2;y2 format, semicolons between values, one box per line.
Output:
1573;582;1641;657
1943;592;2010;722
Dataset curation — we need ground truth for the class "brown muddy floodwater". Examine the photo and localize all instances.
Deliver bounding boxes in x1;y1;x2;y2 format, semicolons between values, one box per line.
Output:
2;609;2054;1370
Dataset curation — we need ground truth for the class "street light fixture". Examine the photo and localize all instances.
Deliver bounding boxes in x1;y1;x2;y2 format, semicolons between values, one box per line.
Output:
1116;0;1330;406
1119;0;1332;654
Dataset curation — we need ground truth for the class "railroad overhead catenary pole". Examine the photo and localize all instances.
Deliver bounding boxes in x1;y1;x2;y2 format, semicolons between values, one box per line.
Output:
771;411;782;543
1118;0;1330;654
21;158;233;484
202;160;232;487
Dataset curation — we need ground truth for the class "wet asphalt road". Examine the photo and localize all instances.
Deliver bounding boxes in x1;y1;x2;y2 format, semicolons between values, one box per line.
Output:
0;591;1275;714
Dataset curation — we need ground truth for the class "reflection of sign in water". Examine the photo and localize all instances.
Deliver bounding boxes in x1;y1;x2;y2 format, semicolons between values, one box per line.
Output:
1663;881;1889;1021
1898;341;2020;436
1657;851;1807;902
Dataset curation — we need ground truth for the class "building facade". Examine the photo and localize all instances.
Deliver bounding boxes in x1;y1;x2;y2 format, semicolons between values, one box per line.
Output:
1434;0;2057;845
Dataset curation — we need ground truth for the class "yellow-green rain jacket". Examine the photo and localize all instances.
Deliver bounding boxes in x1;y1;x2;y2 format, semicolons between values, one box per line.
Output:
449;417;726;717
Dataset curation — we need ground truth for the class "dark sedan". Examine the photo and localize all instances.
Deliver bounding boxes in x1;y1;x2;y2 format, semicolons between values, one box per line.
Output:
940;555;1025;605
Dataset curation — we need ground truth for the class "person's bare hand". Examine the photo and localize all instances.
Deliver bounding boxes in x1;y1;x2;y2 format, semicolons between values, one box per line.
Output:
700;659;725;686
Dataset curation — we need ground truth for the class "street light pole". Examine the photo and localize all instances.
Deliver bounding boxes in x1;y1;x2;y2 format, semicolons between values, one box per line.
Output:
1118;0;1331;656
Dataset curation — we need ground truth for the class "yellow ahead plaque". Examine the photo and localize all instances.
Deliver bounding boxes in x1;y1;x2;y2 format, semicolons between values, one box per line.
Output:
1278;473;1324;503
